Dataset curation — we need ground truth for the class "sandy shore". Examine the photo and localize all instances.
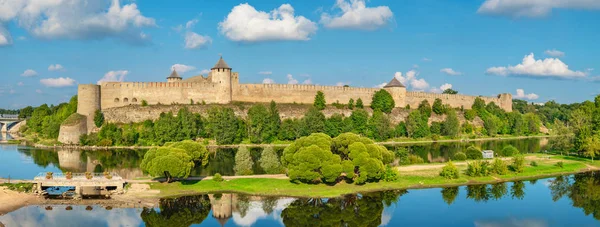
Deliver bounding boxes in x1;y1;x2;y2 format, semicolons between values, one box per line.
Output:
0;187;42;215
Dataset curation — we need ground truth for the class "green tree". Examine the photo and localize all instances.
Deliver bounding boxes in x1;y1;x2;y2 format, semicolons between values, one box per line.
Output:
207;107;240;145
18;106;34;119
371;89;395;113
301;107;326;136
259;146;283;174
98;123;123;145
442;89;458;94
524;113;541;135
140;147;195;182
418;100;432;120
466;146;483;160
154;112;178;144
279;119;301;141
432;98;444;115
500;145;520;157
464;109;476;121
234;146;254;175
550;119;573;155
472;97;486;114
439;161;459;179
583;134;600;161
443;110;460;138
266;101;281;142
314;91;326;110
247;104;270;144
393;122;408;138
491;158;508;175
511;155;525;173
325;114;344;137
350;109;369;135
348;98;355;110
167;140;210;167
356;98;364;109
406;111;429;138
367;110;392;141
430;122;442;135
483;115;498;136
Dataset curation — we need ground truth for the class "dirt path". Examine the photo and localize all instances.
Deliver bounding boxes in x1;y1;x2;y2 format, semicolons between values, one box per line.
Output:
0;187;43;215
127;174;289;183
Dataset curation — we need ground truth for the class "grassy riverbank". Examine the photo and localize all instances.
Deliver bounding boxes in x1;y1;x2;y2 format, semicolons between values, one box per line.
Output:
149;154;595;198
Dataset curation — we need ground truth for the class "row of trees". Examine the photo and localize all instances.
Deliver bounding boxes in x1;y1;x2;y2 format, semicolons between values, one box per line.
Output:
549;95;600;160
20;96;78;139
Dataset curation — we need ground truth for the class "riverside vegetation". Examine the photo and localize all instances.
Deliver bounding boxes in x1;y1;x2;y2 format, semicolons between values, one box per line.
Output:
18;89;597;148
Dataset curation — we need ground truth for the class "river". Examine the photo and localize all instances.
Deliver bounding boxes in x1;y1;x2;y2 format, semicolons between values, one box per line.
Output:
2;172;600;226
0;137;551;180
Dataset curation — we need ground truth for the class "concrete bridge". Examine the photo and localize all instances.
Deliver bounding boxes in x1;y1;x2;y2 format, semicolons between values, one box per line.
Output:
0;114;22;133
33;172;125;196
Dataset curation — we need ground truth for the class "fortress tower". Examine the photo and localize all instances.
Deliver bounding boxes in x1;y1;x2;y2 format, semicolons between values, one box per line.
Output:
383;77;407;108
210;56;233;103
77;84;101;133
167;70;182;83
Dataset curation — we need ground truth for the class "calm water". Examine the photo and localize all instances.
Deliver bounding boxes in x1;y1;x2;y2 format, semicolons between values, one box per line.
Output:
2;172;600;227
0;137;552;180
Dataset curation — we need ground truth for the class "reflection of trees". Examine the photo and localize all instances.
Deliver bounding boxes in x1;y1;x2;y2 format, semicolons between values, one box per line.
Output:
281;191;406;227
511;181;525;200
262;196;278;214
490;183;507;200
85;149;146;169
467;185;491;202
441;187;459;205
550;172;600;220
464;183;511;203
203;148;235;176
18;148;59;167
141;195;211;227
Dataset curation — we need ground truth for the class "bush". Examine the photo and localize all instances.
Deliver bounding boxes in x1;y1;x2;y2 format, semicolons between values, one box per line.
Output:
466;160;490;177
313;91;326;110
141;100;148;106
511;155;525;173
408;154;425;164
501;145;520;157
491;158;508;175
395;148;410;165
93;110;104;128
530;161;538;167
259;146;284;174
556;161;564;168
97;139;113;146
213;173;223;182
465;146;483;160
453;152;467;161
234;146;254;176
371;89;395;113
440;161;459;179
382;166;399;182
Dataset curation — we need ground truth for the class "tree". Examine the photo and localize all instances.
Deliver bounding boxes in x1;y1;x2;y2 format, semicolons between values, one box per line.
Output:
524;113;541;135
167;140;210;166
583;134;600;161
371;89;395;113
464;109;476;121
393;122;408;138
432;98;444;115
367;111;392;141
466;146;483;160
18;106;34;119
247;104;270;143
259;146;283;174
301;107;326;136
442;89;458;94
439;161;459;179
356;98;364;109
430;122;442;135
418;100;432;120
348;98;354;110
266;101;281;142
234;146;254;175
443;110;460;138
500;145;519;157
140;147;195;182
325;114;344;137
314;91;326;110
550;119;573;155
98;123;122;145
472;97;486;114
350;109;369;135
511;155;525;173
406;111;429;138
279;119;301;141
206;107;240;145
483;115;498;136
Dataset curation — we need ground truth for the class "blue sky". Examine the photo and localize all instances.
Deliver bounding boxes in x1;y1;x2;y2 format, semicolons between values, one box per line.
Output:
1;0;599;109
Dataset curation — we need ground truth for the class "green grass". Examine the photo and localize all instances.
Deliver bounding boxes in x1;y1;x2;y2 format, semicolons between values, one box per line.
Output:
0;183;35;193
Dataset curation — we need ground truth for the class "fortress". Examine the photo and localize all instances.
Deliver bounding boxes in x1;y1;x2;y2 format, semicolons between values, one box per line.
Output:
59;57;512;144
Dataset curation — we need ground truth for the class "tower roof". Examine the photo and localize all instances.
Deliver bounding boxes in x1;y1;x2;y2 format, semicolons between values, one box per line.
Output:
384;77;405;88
167;69;181;79
212;56;231;70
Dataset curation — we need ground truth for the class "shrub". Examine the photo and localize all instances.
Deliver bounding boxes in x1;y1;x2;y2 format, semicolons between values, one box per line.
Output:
556;161;564;168
501;145;520;157
466;160;490;177
234;146;254;176
259;146;284;174
65;172;72;180
104;171;112;179
530;161;538;167
313;91;326;110
408;154;425;164
395;148;410;165
491;158;508;175
371;89;395;113
466;146;483;160
511;155;525;173
453;152;467;161
45;172;53;179
356;98;364;109
93;110;104;128
213;173;223;182
440;161;459;179
97;139;113;147
382;166;399;182
431;134;440;141
85;172;93;180
141;100;148;106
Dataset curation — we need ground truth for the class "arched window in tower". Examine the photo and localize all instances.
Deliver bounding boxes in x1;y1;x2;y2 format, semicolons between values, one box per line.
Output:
132;98;138;102
124;98;129;103
114;98;120;102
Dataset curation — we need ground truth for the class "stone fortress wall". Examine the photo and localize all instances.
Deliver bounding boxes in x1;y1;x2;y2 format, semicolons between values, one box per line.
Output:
61;57;512;144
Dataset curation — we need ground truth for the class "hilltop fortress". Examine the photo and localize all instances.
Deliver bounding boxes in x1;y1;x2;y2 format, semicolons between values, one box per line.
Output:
59;57;512;144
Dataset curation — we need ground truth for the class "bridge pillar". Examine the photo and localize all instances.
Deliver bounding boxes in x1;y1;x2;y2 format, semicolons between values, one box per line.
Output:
1;123;7;133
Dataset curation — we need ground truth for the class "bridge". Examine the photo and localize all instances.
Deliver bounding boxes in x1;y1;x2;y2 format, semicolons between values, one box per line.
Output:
0;114;22;133
33;172;125;196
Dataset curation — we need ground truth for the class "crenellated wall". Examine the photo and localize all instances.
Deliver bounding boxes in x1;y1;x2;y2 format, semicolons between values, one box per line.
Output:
233;83;381;106
405;91;512;111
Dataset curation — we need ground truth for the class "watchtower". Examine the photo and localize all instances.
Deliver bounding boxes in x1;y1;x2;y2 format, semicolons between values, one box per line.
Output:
167;69;182;83
383;77;407;108
211;56;233;103
77;84;101;133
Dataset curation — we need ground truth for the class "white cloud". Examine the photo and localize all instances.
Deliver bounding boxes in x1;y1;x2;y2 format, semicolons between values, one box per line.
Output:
287;74;299;84
440;83;453;91
302;78;313;84
0;25;12;46
184;32;212;49
440;68;462;76
170;64;196;74
97;70;128;84
40;77;76;87
35;89;42;94
263;78;275;84
0;0;156;44
375;82;387;88
336;82;350;86
477;0;600;18
219;3;318;42
17;82;24;86
48;64;64;71
545;49;565;57
199;69;211;75
259;71;273;75
514;89;539;100
21;69;37;77
185;19;199;29
386;70;430;91
486;53;587;79
411;78;429;90
413;64;419;68
422;58;432;62
320;0;393;30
